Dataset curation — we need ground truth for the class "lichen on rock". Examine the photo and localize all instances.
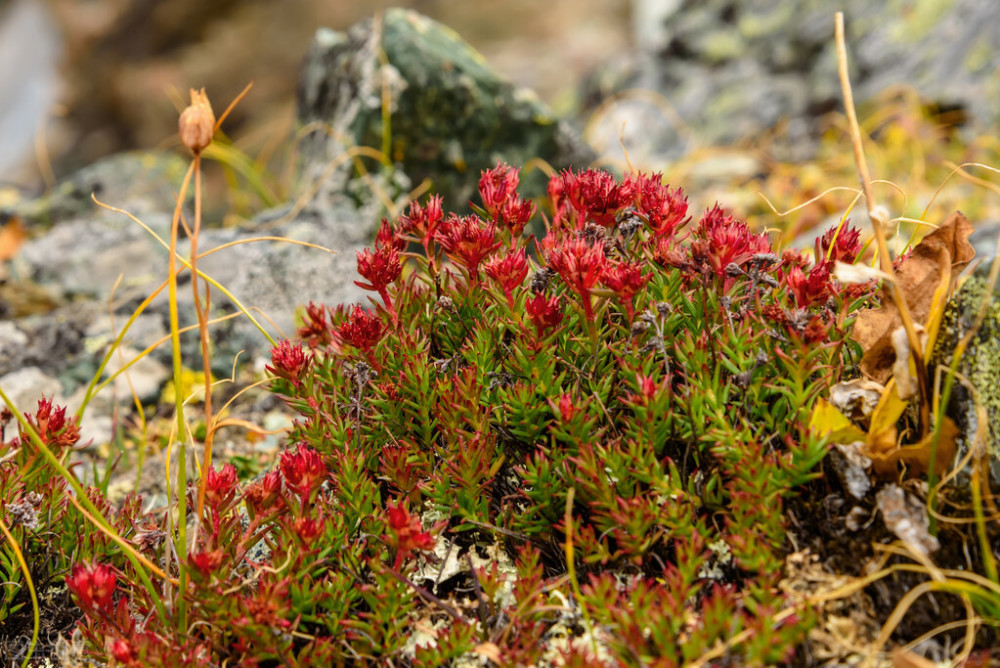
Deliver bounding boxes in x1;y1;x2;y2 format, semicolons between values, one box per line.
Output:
930;261;1000;483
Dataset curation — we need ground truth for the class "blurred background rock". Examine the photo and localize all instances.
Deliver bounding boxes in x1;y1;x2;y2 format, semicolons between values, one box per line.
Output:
0;0;630;190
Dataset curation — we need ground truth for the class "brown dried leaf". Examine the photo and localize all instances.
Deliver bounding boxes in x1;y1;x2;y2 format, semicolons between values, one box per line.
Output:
868;417;958;479
851;212;975;382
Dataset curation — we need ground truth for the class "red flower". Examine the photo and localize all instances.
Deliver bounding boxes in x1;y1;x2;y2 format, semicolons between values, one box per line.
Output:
67;561;116;613
525;293;564;337
244;470;283;516
399;195;444;244
203;463;238;510
190;549;224;576
336;305;386;353
627;172;689;238
385;503;435;569
355;245;402;317
550;168;632;228
479;162;535;235
601;260;652;322
479;162;520;218
783;262;832;308
111;639;135;663
280;443;327;499
435;214;500;276
375;217;407;251
22;397;80;451
554;393;577;421
631;373;658;404
544;236;608;321
293;515;324;545
266;340;310;386
298;301;333;348
816;223;862;264
483;247;530;307
692;205;771;282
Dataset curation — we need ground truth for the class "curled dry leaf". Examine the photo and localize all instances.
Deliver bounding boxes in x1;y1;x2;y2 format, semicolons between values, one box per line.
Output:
851;212;975;383
890;324;926;401
828;378;884;425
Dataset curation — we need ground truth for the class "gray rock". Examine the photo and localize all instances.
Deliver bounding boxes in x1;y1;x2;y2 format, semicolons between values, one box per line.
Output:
0;366;61;414
296;8;596;214
930;260;1000;483
590;0;1000;163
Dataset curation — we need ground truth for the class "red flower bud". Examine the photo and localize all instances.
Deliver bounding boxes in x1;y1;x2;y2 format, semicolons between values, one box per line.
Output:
280;443;327;499
67;561;116;613
525;293;564;337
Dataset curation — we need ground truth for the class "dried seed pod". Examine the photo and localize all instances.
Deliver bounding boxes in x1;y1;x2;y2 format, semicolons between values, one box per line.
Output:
179;88;215;154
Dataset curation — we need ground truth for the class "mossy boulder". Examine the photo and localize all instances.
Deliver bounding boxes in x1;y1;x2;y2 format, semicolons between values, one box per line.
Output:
931;261;1000;483
296;8;595;214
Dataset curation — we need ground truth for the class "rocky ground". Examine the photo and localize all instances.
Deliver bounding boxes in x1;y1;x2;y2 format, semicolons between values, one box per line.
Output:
3;2;1000;663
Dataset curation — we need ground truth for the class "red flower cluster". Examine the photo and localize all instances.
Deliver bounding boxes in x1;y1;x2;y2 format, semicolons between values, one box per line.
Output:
244;470;283;517
280;443;327;500
601;260;652;322
549;168;632;228
298;301;333;348
525;293;563;338
627;172;689;238
337;305;386;354
385;502;435;569
399;194;444;245
690;205;772;283
543;236;607;321
356;244;402;319
267;340;310;388
190;549;225;576
22;397;80;451
484;247;529;307
203;463;239;510
435;214;500;277
478;162;535;236
67;561;116;614
815;224;862;264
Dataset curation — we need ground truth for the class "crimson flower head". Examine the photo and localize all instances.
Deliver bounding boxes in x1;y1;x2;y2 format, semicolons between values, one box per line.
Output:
23;397;80;451
385;502;435;569
783;262;832;309
298;301;333;349
692;205;771;281
204;463;239;510
337;305;386;353
355;245;402;295
190;549;224;577
435;214;500;276
280;443;327;499
266;340;310;386
483;247;529;307
479;162;536;235
544;235;608;321
550;168;632;228
244;470;283;516
479;162;520;217
627;172;689;238
816;224;863;264
67;561;116;613
554;393;577;422
601;260;652;322
375;217;407;251
293;515;325;545
399;194;444;244
525;293;563;337
111;639;135;663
